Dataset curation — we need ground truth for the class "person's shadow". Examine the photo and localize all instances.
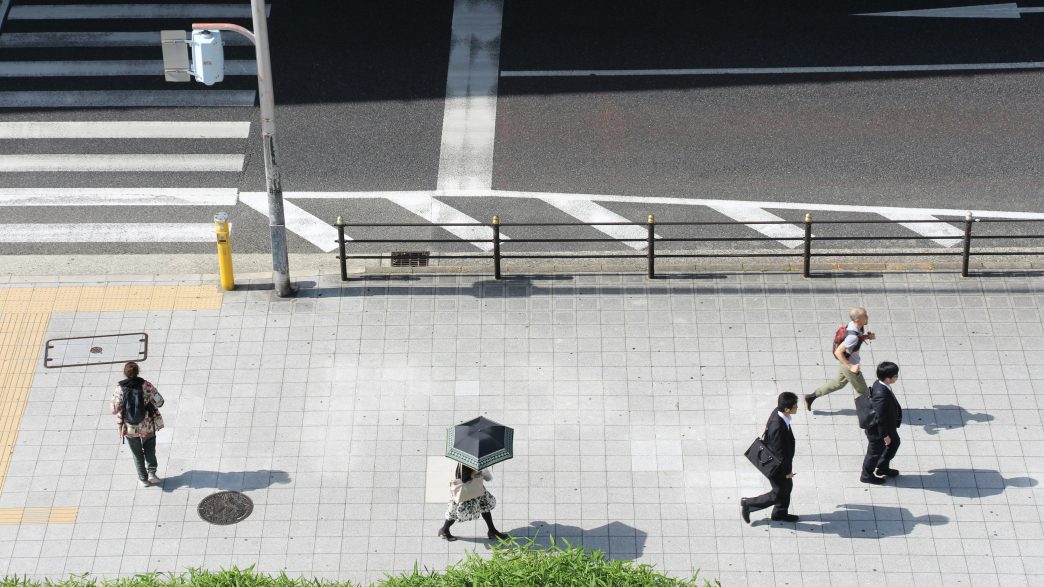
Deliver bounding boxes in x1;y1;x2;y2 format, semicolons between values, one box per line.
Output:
903;405;993;435
783;504;948;538
497;520;649;559
160;469;291;492
898;469;1037;498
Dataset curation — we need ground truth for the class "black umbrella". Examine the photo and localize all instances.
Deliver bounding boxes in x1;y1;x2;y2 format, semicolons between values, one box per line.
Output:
445;416;514;470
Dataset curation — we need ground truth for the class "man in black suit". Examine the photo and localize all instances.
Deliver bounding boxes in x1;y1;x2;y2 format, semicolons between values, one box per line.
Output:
742;392;799;524
861;361;903;485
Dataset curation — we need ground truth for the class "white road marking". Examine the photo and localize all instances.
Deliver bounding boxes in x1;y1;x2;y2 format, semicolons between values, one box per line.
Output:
501;63;1044;77
0;121;250;139
0;188;238;206
384;193;504;252
0;90;257;108
705;203;806;248
8;3;270;19
0;31;249;48
0;154;244;172
0;223;214;243
239;192;340;253
875;211;964;247
539;197;653;250
437;0;504;191
858;3;1044;18
0;60;256;77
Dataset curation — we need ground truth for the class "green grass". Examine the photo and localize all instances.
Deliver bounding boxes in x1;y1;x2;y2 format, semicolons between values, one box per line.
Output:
0;538;718;587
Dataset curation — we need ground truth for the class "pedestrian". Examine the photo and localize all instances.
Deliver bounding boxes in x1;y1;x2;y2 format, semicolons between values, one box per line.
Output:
111;361;164;487
741;392;800;524
804;306;876;411
437;463;510;541
861;361;903;485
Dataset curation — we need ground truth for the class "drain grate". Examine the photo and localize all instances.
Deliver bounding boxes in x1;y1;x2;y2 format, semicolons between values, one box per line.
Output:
391;251;430;267
197;491;253;525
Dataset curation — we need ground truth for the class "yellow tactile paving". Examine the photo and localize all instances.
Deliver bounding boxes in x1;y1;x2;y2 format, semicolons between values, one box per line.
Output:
0;284;222;524
0;506;78;525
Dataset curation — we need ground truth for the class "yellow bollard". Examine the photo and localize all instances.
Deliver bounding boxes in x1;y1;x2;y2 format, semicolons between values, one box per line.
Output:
214;212;235;291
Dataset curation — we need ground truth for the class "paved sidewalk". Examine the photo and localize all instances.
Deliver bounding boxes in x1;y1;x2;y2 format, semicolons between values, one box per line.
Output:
0;271;1042;586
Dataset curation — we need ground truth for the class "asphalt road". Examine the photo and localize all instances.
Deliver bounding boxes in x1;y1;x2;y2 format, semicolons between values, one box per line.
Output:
1;0;1043;258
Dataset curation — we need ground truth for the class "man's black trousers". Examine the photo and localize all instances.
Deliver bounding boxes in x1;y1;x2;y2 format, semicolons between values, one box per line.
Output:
746;474;793;516
863;430;900;476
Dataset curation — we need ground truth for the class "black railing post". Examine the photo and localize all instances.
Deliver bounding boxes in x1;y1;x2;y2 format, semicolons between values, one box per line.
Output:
335;215;348;282
961;212;974;277
492;215;502;280
802;213;813;278
647;214;656;279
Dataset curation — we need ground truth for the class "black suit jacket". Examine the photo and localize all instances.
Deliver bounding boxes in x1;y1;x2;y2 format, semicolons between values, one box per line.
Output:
871;380;903;438
764;409;796;477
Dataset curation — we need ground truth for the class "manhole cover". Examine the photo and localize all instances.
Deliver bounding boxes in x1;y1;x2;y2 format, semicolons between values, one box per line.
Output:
197;491;253;525
90;346;103;354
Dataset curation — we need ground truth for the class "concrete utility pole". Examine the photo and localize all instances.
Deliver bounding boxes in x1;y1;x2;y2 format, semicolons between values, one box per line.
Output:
193;0;294;297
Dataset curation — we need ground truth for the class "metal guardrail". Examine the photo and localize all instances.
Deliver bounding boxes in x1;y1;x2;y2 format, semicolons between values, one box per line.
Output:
333;213;1044;280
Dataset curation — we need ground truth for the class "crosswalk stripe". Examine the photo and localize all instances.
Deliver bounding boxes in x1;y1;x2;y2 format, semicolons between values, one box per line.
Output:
0;154;244;172
705;203;805;248
384;193;504;252
876;211;964;247
0;90;257;108
0;121;250;139
0;188;238;206
0;31;250;48
9;4;271;19
238;192;340;253
0;60;257;77
538;197;652;250
0;223;214;243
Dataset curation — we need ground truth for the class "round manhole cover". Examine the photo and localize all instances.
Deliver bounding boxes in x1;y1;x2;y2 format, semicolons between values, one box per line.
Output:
197;491;253;525
89;346;103;354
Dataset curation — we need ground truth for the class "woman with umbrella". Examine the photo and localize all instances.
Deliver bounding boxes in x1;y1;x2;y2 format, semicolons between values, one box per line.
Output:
438;416;513;542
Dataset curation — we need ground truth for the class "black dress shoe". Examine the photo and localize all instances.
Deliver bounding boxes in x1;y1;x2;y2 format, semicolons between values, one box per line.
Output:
861;474;886;485
488;530;510;541
771;513;799;523
881;468;899;477
437;528;457;541
740;498;751;524
804;394;816;411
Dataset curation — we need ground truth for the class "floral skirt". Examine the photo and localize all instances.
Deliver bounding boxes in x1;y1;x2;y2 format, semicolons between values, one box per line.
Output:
445;490;496;522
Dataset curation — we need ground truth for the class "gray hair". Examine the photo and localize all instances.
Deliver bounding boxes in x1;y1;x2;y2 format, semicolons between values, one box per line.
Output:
849;307;867;321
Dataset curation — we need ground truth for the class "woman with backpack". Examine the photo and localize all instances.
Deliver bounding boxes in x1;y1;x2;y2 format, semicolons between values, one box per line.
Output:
112;361;164;487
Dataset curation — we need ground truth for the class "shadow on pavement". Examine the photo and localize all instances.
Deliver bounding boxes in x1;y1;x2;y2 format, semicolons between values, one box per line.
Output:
898;469;1037;498
160;469;291;493
788;504;948;538
903;405;993;435
497;520;649;559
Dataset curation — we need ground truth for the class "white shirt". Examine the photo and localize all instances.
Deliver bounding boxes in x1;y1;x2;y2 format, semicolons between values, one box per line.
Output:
778;411;792;430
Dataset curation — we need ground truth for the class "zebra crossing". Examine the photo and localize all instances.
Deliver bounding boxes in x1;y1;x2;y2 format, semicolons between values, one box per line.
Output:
0;1;265;108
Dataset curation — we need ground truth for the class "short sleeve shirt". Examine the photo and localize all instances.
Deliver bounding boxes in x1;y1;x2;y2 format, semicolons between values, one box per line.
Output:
843;321;865;365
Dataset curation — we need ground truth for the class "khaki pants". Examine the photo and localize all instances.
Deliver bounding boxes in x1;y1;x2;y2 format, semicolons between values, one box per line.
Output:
813;364;868;397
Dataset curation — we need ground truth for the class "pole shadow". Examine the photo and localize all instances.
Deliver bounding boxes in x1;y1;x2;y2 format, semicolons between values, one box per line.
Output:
160;469;291;493
897;469;1037;498
785;504;948;538
499;520;648;559
903;405;993;435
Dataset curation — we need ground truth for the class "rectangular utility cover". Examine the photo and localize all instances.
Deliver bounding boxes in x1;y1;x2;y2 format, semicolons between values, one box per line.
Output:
161;30;190;82
45;333;148;368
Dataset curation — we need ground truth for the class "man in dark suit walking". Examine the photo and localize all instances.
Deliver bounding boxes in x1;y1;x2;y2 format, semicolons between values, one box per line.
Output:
742;392;799;524
861;361;903;485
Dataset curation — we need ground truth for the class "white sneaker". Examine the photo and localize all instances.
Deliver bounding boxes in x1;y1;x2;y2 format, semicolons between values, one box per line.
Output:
147;473;161;485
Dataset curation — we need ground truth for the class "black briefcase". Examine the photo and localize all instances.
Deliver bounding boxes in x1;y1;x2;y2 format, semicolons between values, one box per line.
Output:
855;393;878;430
745;434;783;479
